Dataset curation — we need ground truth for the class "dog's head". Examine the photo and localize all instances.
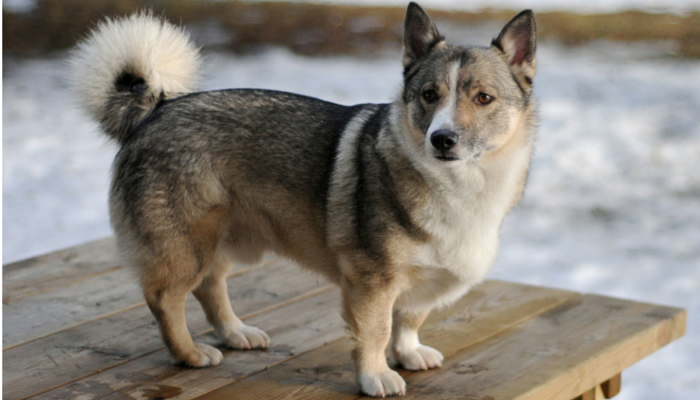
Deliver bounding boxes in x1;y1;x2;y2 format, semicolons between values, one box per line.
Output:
396;2;536;165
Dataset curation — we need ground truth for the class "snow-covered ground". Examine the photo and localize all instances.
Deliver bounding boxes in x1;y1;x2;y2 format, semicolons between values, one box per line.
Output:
4;0;700;14
3;29;699;400
250;0;700;14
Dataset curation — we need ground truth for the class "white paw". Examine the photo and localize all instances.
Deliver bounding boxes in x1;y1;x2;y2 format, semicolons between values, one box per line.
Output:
178;343;223;367
395;344;443;371
219;324;270;349
358;369;406;397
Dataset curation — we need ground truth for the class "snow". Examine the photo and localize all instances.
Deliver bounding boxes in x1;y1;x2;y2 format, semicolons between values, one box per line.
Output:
249;0;700;14
4;0;700;14
242;0;700;13
3;38;699;400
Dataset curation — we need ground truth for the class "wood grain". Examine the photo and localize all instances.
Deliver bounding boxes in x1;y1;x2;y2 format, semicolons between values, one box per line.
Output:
31;286;342;400
396;295;685;400
3;238;119;303
4;241;686;400
3;249;272;350
3;260;325;400
3;266;143;349
197;338;358;400
195;281;578;400
193;289;684;400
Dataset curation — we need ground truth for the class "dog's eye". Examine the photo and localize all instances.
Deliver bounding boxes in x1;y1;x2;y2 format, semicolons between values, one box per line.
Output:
476;93;494;105
422;89;439;104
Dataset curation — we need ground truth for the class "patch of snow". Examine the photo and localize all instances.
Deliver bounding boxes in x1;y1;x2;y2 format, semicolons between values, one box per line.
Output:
4;0;700;14
242;0;700;14
2;0;37;14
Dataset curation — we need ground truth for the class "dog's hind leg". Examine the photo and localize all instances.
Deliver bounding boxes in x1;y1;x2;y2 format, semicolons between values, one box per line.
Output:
142;253;224;368
192;251;270;350
138;206;231;367
392;308;443;371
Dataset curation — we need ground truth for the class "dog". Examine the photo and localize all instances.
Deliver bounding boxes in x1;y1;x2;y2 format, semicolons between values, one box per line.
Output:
70;2;536;396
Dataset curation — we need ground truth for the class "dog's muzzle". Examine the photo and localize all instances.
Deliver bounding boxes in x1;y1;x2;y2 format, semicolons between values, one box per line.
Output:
430;129;459;161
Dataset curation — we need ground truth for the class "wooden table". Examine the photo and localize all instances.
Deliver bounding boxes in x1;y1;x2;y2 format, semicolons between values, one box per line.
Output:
3;238;686;400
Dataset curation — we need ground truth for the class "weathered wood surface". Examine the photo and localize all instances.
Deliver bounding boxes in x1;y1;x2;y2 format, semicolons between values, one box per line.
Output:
3;238;119;302
2;239;686;400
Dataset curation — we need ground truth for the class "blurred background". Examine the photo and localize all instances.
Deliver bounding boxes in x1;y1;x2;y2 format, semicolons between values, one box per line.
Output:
3;0;700;398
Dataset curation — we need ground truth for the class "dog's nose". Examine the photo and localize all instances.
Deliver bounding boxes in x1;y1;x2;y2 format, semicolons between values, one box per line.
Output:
430;130;459;152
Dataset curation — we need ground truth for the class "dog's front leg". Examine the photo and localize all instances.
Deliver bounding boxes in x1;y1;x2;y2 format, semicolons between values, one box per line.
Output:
392;308;443;371
342;273;405;397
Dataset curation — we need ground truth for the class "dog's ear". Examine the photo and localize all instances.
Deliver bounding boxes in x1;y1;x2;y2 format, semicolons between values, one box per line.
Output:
403;2;444;68
492;10;537;82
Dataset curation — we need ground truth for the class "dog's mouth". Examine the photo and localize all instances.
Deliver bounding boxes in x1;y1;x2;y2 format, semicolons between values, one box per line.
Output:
434;149;461;162
435;155;460;162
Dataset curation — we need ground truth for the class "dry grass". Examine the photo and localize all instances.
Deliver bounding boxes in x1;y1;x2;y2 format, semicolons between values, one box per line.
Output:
3;0;700;58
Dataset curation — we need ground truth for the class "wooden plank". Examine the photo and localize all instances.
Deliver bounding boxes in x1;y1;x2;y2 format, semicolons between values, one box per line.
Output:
196;338;357;400
601;373;621;398
3;266;144;349
3;249;272;350
34;280;570;400
395;295;685;400
514;298;684;400
3;237;119;303
3;259;325;400
420;280;578;354
595;386;605;400
31;286;343;400
574;386;599;400
193;288;684;400
194;280;578;400
115;286;341;400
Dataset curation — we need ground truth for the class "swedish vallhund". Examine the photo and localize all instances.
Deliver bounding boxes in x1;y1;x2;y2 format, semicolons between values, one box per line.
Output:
70;2;537;396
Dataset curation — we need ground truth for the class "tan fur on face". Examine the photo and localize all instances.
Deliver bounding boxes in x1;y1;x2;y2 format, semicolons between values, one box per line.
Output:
481;100;537;210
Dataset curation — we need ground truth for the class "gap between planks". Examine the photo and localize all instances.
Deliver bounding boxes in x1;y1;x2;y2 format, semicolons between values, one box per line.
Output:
514;303;686;400
4;258;326;400
3;256;282;351
3;239;278;349
25;281;566;399
3;267;254;351
402;295;685;400
29;285;344;400
4;264;125;304
193;281;579;400
19;284;335;400
3;238;119;302
193;292;685;400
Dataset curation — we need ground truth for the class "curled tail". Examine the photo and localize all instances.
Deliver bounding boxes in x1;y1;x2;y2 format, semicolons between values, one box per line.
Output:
69;12;201;144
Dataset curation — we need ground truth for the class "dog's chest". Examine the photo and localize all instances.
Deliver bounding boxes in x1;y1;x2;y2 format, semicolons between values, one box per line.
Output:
409;157;526;285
